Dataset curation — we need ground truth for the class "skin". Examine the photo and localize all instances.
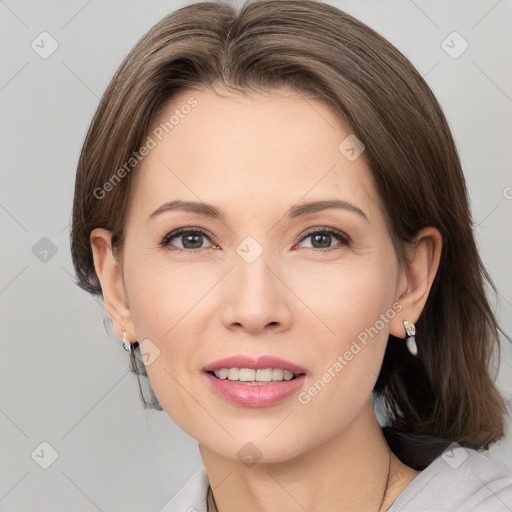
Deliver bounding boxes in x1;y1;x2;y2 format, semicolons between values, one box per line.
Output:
91;86;442;512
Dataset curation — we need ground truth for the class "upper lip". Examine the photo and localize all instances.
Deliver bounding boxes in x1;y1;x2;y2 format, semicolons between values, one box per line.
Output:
202;355;308;375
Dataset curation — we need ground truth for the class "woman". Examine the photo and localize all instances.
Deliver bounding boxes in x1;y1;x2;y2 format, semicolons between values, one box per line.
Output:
70;0;512;510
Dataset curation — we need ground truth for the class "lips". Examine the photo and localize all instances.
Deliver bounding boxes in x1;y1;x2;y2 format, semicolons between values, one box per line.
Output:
201;355;309;407
202;372;308;407
202;355;309;375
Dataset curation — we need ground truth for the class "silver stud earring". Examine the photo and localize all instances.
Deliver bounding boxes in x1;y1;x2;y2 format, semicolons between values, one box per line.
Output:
403;320;418;356
122;328;133;355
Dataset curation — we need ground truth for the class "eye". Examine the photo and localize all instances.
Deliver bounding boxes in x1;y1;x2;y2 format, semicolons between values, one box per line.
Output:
160;226;350;253
295;227;350;251
160;228;217;252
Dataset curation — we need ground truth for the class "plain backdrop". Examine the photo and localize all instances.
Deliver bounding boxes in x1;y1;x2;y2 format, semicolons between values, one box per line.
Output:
1;0;511;510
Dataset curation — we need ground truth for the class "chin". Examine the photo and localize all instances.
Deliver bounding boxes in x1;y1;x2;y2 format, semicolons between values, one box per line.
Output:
200;433;311;466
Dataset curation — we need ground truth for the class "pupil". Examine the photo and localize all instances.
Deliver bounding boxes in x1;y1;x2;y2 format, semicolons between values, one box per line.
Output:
312;233;331;248
183;233;203;249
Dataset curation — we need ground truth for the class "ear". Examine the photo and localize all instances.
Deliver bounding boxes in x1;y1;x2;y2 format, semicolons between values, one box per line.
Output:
389;226;442;338
90;228;137;345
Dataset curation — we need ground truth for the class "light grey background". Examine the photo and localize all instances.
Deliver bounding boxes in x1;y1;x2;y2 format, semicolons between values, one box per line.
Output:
1;0;511;510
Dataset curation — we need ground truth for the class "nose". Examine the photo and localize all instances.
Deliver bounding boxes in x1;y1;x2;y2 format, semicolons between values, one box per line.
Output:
220;249;293;335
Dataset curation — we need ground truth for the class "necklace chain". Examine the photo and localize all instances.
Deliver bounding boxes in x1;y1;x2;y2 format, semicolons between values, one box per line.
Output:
206;445;392;512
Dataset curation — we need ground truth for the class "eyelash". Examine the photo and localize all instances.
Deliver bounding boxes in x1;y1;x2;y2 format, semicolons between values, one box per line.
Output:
160;228;217;253
160;227;350;253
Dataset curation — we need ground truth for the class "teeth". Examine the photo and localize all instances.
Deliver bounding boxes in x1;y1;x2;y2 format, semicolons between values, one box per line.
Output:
256;369;273;381
212;368;298;383
227;368;239;381
239;368;256;381
273;368;284;380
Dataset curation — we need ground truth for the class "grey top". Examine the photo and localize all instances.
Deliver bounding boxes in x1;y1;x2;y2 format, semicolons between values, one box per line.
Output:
160;445;512;512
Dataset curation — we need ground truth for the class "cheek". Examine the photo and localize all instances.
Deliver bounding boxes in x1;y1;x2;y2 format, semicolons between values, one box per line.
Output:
123;259;217;426
128;283;204;432
125;254;209;339
294;254;398;347
294;254;398;400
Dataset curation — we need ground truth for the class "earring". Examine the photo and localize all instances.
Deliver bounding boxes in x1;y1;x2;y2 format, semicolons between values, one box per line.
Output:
122;328;133;355
403;320;418;356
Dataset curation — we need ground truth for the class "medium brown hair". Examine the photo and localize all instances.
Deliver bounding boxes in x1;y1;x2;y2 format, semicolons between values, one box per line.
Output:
70;0;509;449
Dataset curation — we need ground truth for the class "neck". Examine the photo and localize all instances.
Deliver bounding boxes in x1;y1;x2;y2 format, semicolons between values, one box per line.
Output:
200;398;421;512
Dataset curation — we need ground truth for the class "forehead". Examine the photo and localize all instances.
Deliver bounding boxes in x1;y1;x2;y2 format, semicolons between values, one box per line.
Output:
129;87;382;224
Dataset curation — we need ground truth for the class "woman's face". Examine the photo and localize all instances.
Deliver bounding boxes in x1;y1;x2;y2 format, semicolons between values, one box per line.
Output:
120;86;407;462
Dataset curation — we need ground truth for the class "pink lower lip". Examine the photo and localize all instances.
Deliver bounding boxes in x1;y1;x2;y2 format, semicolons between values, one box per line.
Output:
202;372;307;408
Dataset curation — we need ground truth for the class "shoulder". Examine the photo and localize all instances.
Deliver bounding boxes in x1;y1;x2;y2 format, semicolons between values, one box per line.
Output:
160;467;209;512
389;443;512;512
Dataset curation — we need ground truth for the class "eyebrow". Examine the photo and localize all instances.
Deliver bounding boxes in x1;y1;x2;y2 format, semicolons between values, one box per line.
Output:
148;199;368;222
